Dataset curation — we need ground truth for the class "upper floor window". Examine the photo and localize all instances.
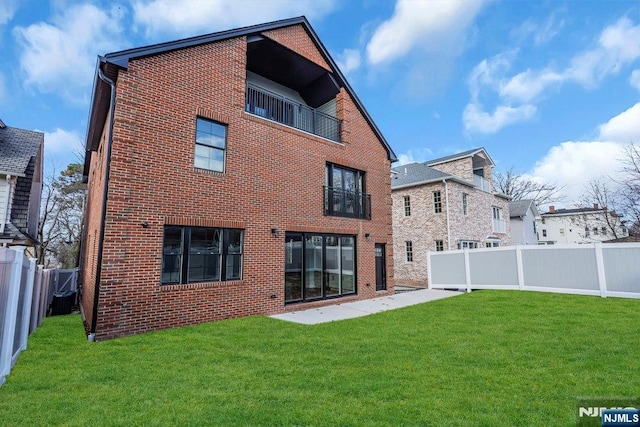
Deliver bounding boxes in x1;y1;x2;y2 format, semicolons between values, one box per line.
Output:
585;227;590;237
435;240;444;252
194;118;227;172
601;226;607;235
162;226;243;285
542;229;547;237
403;196;411;217
405;241;413;262
593;227;598;235
324;163;370;219
433;191;442;213
457;240;478;249
462;193;468;215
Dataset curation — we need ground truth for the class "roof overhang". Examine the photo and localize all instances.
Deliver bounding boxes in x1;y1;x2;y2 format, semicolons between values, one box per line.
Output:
391;175;473;191
82;16;397;168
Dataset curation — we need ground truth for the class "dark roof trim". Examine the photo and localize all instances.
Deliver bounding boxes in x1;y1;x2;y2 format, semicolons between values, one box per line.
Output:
391;175;474;191
0;118;5;128
84;16;396;162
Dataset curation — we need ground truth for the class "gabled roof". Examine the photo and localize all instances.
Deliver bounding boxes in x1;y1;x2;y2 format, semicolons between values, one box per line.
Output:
85;16;396;166
390;162;472;190
542;207;610;216
0;125;43;177
426;148;495;167
509;199;539;218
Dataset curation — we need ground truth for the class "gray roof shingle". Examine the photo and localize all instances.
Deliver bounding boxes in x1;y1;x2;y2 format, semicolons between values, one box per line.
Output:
391;162;454;189
0;126;43;176
509;199;534;217
425;148;486;166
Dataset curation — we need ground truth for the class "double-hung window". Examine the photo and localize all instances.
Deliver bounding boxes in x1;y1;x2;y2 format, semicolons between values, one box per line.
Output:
405;241;413;262
194;117;227;172
162;226;243;284
433;191;442;213
462;193;468;215
403;196;411;217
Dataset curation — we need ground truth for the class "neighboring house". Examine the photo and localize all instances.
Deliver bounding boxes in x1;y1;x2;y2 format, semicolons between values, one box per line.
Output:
537;205;629;244
391;148;511;287
509;199;540;245
80;17;397;340
0;118;44;253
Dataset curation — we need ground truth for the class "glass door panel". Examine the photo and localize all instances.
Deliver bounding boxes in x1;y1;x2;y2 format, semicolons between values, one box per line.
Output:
285;234;303;302
305;235;323;299
325;236;340;296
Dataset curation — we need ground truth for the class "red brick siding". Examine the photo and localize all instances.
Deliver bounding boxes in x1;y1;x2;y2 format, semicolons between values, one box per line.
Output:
261;25;331;71
83;33;394;340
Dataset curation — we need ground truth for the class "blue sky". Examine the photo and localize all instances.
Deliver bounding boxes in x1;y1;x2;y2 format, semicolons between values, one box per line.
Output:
1;0;639;206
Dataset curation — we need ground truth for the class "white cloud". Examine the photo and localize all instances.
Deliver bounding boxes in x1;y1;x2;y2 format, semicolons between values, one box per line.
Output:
132;0;335;38
0;0;18;25
336;49;361;75
395;148;434;166
366;0;490;65
598;102;640;144
529;104;640;204
463;102;536;134
511;13;564;47
464;17;640;134
630;69;640;91
43;128;83;154
13;4;126;104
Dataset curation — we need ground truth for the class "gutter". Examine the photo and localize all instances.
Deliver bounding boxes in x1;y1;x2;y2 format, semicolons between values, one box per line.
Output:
443;179;451;250
90;65;117;338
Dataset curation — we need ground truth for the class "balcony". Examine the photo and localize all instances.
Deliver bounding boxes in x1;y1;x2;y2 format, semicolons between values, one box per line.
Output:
245;83;342;143
493;218;507;233
324;186;371;220
473;174;491;192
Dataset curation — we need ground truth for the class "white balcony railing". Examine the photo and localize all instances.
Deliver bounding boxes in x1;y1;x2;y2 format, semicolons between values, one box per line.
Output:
493;218;507;233
473;175;491;192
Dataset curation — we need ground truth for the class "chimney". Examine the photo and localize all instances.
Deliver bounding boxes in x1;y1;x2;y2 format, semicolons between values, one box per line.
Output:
593;203;598;209
549;205;555;213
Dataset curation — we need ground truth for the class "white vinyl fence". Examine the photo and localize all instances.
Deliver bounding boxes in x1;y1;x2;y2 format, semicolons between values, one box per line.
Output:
428;243;640;299
0;246;56;386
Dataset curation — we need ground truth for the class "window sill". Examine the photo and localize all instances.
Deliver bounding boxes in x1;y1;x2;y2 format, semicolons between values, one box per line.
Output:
159;280;243;291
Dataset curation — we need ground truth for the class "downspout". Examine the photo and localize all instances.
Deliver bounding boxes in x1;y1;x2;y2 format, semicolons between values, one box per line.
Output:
443;179;451;250
90;65;117;340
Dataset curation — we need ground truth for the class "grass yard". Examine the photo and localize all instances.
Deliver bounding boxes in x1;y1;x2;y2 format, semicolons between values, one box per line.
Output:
0;291;638;426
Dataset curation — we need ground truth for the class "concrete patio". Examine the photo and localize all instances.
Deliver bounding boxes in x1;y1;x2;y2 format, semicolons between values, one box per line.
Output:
270;288;463;325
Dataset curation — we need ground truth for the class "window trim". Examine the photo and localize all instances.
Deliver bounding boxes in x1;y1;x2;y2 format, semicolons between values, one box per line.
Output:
324;162;370;220
161;225;243;285
403;195;411;217
194;117;227;173
433;191;442;214
405;241;413;262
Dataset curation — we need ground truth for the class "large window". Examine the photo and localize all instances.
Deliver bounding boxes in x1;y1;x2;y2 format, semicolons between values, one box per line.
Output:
324;163;370;219
403;196;411;217
285;232;356;303
433;191;442;213
194;117;227;172
162;226;243;284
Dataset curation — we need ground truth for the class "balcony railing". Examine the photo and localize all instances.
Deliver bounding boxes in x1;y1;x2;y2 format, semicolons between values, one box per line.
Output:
473;174;492;192
245;83;342;143
493;218;507;233
324;186;371;220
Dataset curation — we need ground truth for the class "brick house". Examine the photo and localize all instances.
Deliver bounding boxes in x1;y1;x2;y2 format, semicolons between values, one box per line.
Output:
0;118;43;253
79;17;397;340
391;148;510;286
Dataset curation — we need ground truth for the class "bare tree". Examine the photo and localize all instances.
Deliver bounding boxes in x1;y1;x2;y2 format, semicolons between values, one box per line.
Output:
36;163;85;268
494;167;565;206
618;143;640;235
578;179;626;239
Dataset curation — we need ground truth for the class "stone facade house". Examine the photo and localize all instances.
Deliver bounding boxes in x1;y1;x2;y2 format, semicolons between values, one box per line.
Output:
79;17;397;340
537;205;628;244
0;118;43;253
509;199;540;245
391;148;510;287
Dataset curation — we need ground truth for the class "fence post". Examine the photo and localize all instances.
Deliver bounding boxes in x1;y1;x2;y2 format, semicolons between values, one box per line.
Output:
0;246;25;381
515;245;525;290
29;266;43;334
18;259;37;352
464;249;471;293
594;243;607;298
426;251;432;289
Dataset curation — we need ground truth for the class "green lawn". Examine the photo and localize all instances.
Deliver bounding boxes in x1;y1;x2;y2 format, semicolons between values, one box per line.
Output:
0;291;638;426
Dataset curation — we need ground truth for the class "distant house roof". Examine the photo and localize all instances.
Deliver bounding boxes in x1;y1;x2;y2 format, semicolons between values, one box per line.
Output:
509;199;539;218
542;206;615;216
391;162;473;190
85;15;397;176
0;125;43;177
425;147;495;167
